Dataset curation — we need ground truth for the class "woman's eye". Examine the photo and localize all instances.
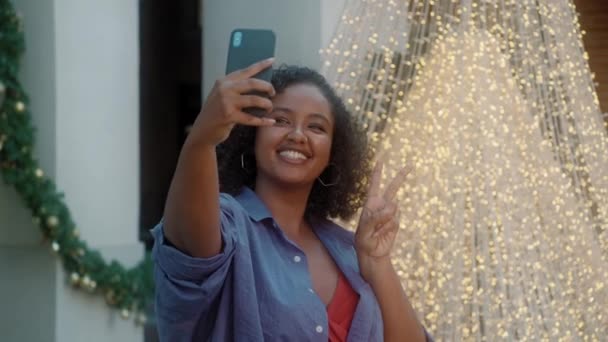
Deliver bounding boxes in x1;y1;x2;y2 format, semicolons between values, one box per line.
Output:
310;124;326;133
274;117;289;125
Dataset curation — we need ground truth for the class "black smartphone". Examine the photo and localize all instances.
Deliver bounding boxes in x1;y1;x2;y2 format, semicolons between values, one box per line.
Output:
225;28;276;117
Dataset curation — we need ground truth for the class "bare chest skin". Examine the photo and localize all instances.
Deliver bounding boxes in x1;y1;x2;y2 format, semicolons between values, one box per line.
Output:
290;225;340;306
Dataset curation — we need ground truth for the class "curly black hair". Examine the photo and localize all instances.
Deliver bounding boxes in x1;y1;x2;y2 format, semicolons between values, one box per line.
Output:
217;65;372;220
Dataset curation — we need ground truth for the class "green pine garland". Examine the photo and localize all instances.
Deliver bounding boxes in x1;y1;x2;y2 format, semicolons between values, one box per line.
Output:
0;1;154;324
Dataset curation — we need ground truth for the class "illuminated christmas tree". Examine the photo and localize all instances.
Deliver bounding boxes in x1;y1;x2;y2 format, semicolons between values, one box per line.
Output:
323;0;608;340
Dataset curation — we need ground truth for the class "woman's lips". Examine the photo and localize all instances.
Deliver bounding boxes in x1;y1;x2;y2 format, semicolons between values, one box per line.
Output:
278;150;309;164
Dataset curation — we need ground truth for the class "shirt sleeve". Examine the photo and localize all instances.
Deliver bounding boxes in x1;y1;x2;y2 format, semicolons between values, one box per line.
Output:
150;193;241;338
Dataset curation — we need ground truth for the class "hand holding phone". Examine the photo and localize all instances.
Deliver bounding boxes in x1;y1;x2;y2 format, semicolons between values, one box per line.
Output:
225;29;276;117
192;59;276;147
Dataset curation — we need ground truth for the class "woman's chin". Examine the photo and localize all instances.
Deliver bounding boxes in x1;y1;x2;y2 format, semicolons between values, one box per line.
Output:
256;167;321;189
271;174;317;188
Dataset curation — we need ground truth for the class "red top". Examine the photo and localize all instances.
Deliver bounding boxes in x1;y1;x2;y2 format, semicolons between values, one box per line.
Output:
327;272;360;342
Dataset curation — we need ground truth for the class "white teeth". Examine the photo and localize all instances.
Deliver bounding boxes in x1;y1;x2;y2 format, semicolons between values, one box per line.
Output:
279;150;307;160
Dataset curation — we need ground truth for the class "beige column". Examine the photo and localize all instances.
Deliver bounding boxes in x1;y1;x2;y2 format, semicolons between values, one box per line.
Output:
0;0;143;341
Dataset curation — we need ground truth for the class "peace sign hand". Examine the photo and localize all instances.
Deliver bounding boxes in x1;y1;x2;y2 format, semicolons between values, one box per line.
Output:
355;160;411;271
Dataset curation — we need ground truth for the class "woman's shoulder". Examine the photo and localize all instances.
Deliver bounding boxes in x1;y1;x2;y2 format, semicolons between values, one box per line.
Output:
220;189;272;223
219;191;239;205
219;191;247;214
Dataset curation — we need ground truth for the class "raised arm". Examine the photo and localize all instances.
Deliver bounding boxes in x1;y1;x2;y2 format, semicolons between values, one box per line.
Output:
355;162;427;341
162;59;276;258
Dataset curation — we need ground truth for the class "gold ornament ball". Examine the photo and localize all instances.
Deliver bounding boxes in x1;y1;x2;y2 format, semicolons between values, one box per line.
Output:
47;216;59;227
88;280;97;292
70;273;81;286
120;309;130;320
15;101;25;112
35;168;44;178
82;275;91;287
51;241;60;252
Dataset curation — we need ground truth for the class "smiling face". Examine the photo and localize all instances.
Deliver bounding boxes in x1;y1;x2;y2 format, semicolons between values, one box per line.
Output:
254;83;335;188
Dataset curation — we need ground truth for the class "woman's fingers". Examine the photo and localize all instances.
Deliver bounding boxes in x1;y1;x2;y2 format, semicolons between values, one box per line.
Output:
211;79;274;127
233;78;276;97
232;111;276;127
191;59;275;145
236;95;273;113
383;165;413;201
362;202;397;230
367;161;384;199
231;95;273;126
228;58;275;81
371;223;399;240
371;211;401;238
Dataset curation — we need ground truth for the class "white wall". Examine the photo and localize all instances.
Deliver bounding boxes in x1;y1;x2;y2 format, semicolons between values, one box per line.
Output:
202;0;346;96
321;0;347;49
54;0;140;247
1;0;143;341
53;0;143;338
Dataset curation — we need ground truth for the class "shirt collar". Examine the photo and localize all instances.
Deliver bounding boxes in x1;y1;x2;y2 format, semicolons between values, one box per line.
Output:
234;187;273;222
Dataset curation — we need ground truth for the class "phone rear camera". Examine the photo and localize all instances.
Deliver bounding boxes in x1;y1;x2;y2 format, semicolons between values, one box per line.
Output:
233;31;242;47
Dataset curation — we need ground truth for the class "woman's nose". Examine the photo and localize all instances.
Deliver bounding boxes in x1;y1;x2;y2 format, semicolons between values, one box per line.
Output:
287;127;308;143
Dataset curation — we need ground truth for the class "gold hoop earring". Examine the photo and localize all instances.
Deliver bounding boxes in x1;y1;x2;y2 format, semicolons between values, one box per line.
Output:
318;163;340;187
241;153;254;173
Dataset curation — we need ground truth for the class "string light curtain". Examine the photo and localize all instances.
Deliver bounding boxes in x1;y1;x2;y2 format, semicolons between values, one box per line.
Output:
322;0;608;340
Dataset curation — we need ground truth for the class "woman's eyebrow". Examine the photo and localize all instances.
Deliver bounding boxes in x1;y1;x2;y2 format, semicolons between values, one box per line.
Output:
272;106;293;114
272;107;332;124
309;113;332;125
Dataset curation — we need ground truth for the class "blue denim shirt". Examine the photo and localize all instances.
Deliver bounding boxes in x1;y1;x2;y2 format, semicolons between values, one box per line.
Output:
152;187;429;341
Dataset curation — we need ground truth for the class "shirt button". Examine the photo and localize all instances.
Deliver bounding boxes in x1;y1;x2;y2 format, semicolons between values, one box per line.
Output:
293;255;302;263
308;288;314;293
315;325;323;333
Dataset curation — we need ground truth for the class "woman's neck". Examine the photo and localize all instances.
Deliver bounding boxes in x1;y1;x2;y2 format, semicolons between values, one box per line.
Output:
254;178;313;238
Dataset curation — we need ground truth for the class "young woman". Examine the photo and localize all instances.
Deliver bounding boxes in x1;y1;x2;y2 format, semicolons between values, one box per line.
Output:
151;60;432;341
